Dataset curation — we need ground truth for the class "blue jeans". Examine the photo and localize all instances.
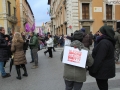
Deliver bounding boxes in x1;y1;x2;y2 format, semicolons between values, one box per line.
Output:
31;49;34;62
0;62;6;76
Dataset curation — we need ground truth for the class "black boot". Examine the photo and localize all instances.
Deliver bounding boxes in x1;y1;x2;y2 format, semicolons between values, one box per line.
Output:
16;65;21;80
22;65;28;77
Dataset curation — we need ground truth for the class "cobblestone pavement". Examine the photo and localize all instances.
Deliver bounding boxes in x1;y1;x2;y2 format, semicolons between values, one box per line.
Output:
0;47;120;90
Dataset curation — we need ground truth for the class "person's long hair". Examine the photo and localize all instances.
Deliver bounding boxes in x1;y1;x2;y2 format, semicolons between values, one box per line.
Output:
12;32;24;43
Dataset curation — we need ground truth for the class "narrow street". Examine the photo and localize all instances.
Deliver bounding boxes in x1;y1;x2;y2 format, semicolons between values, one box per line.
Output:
0;48;120;90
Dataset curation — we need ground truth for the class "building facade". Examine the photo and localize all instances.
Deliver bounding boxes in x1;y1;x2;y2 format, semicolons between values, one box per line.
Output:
45;21;52;34
16;0;34;32
0;0;17;34
48;0;120;35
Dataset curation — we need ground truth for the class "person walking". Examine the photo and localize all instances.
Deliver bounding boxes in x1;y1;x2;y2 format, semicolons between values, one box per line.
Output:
29;32;39;69
114;28;120;64
0;27;11;78
11;32;28;80
61;30;93;90
45;35;53;58
89;25;115;90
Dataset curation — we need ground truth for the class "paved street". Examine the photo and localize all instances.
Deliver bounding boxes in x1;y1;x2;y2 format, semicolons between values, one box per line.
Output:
0;48;120;90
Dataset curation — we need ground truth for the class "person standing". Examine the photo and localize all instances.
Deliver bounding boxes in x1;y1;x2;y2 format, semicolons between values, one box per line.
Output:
45;35;53;58
80;28;92;49
0;27;11;78
89;25;115;90
11;32;28;80
61;30;93;90
114;28;120;64
29;32;39;69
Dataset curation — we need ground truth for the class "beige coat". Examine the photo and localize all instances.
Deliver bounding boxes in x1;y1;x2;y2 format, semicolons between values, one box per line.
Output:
11;40;27;65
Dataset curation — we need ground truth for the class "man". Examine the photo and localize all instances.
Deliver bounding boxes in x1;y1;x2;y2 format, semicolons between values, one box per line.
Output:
29;32;39;69
0;27;11;78
114;28;120;64
80;28;92;49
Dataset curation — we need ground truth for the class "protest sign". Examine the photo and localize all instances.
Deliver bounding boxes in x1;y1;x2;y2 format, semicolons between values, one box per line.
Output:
62;46;88;68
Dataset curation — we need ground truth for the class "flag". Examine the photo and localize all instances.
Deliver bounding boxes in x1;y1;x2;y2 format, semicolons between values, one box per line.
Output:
31;23;35;32
25;23;31;32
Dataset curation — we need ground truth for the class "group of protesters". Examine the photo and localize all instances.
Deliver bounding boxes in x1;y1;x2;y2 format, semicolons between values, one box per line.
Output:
61;25;120;90
0;24;120;90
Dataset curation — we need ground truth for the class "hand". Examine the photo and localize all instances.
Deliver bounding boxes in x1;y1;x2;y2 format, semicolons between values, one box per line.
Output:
8;42;11;46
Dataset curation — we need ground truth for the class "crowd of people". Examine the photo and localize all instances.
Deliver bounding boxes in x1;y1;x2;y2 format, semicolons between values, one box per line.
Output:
0;25;120;90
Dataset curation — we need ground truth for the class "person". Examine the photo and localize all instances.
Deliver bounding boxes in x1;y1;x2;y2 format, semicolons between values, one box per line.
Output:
93;31;99;47
64;36;71;46
89;25;115;90
4;35;12;67
114;28;120;64
45;35;53;58
61;30;93;90
52;35;56;52
21;32;29;54
29;32;39;69
11;32;28;80
80;28;92;49
0;27;11;78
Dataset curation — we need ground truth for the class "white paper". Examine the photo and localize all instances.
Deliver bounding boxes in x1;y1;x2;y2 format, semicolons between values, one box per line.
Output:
62;46;88;68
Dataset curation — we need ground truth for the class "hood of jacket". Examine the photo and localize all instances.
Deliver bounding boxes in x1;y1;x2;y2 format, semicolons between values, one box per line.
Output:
70;40;85;50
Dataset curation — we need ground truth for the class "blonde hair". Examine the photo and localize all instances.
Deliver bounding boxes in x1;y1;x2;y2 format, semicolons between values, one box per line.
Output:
12;32;24;43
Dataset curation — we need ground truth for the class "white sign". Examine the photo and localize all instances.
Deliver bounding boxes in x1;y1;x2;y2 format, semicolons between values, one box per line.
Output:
94;7;102;12
62;46;88;68
106;0;120;5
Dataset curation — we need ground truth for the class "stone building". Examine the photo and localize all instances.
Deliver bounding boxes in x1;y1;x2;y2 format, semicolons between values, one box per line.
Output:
16;0;34;32
48;0;120;35
0;0;17;34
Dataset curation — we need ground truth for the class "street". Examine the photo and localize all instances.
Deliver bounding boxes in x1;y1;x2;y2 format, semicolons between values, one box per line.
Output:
0;48;120;90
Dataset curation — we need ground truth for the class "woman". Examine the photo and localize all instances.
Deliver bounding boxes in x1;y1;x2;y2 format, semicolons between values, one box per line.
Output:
4;35;12;67
89;25;115;90
46;35;53;58
11;32;28;80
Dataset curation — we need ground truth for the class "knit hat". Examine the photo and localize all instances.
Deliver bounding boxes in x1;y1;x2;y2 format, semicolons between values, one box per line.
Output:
73;30;84;41
81;28;85;32
99;25;115;41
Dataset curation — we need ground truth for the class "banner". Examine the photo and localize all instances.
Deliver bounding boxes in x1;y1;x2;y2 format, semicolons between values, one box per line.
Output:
62;46;88;68
25;23;31;32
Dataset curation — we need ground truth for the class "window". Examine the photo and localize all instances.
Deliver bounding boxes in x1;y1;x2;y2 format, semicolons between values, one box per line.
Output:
8;1;11;16
82;3;89;19
106;4;112;20
14;7;16;16
82;26;90;34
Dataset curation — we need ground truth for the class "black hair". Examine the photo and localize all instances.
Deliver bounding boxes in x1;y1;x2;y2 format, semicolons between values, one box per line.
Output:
0;27;4;31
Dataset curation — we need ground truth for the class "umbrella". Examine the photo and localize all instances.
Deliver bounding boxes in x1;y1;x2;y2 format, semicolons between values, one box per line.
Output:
10;56;14;73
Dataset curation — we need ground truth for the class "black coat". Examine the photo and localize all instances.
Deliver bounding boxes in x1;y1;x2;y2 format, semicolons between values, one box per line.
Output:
89;39;115;79
0;33;9;62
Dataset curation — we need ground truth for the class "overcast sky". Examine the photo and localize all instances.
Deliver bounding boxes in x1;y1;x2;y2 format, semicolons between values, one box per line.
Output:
28;0;50;26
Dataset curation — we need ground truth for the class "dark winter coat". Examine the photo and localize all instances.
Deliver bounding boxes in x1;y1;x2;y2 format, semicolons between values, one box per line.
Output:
0;33;9;62
11;40;27;65
82;34;92;49
89;37;115;79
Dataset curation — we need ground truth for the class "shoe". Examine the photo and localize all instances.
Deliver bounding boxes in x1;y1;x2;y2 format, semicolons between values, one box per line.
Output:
16;76;21;80
22;65;28;77
53;50;56;52
44;52;46;56
2;73;11;78
31;66;38;69
30;61;34;63
23;74;28;77
16;67;21;80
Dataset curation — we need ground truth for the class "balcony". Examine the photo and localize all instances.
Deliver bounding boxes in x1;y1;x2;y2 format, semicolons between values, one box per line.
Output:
22;18;27;24
7;15;17;24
